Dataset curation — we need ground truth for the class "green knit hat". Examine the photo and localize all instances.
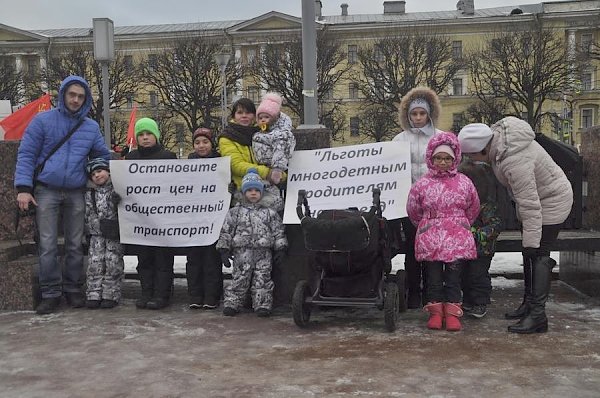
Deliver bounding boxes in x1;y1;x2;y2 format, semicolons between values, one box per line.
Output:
135;117;160;141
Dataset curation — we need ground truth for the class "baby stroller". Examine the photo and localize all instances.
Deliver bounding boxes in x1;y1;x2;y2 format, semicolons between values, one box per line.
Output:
292;188;406;332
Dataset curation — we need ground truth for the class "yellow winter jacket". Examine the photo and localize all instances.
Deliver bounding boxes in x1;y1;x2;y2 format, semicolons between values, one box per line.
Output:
218;136;287;189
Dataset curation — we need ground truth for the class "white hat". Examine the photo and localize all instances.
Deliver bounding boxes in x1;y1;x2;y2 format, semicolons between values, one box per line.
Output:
408;98;431;115
432;144;455;159
458;123;493;153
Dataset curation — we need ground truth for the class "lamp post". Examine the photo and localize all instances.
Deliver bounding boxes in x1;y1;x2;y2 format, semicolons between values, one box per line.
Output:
92;18;115;148
214;51;231;132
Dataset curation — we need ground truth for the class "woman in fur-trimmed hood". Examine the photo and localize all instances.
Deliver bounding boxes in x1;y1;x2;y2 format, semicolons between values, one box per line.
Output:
398;86;442;134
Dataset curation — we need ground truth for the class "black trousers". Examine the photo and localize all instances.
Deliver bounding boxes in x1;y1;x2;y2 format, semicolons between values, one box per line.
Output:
461;256;492;306
137;247;174;299
400;217;425;295
530;224;562;257
424;261;463;303
186;244;223;301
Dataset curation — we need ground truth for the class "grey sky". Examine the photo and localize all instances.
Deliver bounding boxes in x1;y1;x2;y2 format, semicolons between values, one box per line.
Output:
0;0;563;30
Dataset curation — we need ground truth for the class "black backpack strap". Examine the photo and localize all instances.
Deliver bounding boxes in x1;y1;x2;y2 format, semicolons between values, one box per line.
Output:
34;118;85;180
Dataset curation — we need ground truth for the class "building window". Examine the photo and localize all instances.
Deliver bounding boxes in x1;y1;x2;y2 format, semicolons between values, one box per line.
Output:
452;78;463;96
492;78;501;95
126;93;133;109
452;113;464;133
374;45;384;62
581;33;593;53
350;117;359;136
149;91;158;107
521;111;529;121
348;44;358;64
322;116;333;130
124;55;133;72
452;41;462;58
247;86;259;103
581;72;593;91
374;79;384;97
246;48;256;64
582;108;594;129
175;123;185;142
27;58;38;78
322;88;334;100
148;54;158;72
349;82;359;99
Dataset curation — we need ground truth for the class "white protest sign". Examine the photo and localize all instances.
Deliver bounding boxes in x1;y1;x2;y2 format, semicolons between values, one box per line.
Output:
110;158;231;247
283;141;411;224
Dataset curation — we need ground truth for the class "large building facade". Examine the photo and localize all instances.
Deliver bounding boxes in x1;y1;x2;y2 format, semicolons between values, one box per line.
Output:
1;0;599;148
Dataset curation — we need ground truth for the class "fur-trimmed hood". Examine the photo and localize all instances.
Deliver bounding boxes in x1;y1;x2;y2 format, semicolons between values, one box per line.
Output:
399;87;441;132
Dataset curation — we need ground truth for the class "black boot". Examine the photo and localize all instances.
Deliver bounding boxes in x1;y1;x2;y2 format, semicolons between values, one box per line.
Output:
508;257;555;334
136;267;154;309
505;256;532;319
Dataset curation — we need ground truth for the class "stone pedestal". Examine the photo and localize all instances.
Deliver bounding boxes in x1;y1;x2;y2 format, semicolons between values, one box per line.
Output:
0;141;35;241
560;126;600;297
273;127;331;307
0;242;39;310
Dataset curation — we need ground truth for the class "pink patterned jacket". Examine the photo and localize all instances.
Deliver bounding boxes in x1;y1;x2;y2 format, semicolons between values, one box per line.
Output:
406;132;480;263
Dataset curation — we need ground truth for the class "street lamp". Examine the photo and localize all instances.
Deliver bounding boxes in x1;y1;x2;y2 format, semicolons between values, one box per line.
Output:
214;50;231;132
92;18;115;148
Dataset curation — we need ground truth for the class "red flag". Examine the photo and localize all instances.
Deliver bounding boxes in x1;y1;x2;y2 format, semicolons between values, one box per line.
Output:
0;94;52;140
126;104;138;150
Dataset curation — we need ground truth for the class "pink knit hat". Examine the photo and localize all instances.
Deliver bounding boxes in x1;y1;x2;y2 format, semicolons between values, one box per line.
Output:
256;92;283;119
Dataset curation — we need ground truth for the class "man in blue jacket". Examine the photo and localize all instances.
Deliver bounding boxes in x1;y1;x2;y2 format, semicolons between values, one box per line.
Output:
15;75;110;315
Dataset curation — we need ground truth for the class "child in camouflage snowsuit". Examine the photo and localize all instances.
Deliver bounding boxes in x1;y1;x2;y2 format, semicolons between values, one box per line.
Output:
84;158;124;309
217;168;288;317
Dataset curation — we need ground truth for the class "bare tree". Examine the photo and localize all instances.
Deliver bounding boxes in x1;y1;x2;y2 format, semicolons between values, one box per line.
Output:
140;38;243;135
248;28;352;141
0;56;25;104
354;31;464;127
468;21;581;129
43;43;142;145
464;98;509;125
357;105;398;142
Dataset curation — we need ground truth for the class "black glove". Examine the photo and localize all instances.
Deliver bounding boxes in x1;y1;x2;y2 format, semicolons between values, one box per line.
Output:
272;250;286;265
522;247;538;259
228;181;236;194
220;250;231;268
111;192;122;205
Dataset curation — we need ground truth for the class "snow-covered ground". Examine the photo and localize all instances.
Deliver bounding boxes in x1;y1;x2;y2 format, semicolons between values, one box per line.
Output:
124;252;559;288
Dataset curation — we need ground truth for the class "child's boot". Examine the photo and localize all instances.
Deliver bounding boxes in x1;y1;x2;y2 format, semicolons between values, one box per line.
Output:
424;302;444;330
444;302;463;331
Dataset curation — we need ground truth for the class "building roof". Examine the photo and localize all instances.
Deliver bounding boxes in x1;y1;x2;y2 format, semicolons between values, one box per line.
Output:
32;20;243;38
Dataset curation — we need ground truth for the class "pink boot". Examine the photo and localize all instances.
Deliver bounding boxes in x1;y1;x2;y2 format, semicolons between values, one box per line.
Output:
444;303;463;332
424;302;444;330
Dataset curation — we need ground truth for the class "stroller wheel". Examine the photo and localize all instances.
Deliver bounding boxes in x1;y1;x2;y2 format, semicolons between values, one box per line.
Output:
395;270;407;313
384;281;399;332
292;280;312;328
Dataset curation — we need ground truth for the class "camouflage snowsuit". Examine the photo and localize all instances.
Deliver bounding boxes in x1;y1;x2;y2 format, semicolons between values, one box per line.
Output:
251;112;295;212
85;179;124;301
216;200;288;311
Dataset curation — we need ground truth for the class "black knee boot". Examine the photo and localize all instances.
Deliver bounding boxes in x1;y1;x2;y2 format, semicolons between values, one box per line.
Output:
505;256;532;319
508;257;555;334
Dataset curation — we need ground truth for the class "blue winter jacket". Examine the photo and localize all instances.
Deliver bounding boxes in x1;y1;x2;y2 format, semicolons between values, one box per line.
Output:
14;75;110;193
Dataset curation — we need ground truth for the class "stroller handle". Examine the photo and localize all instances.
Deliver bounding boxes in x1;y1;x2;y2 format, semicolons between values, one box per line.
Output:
372;188;382;217
296;190;311;219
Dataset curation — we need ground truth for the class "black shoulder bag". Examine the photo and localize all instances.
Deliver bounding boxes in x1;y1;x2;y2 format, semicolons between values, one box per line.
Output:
32;118;85;186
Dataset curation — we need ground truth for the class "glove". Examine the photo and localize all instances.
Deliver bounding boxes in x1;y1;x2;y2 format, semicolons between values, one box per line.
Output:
522;247;538;259
111;192;122;205
228;181;237;194
220;250;232;268
272;250;286;265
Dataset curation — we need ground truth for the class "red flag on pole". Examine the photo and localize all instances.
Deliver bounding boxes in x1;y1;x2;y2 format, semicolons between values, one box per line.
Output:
0;94;52;140
126;104;138;150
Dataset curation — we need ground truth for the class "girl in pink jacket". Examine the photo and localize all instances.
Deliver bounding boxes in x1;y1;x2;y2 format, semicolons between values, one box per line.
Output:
406;132;480;331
